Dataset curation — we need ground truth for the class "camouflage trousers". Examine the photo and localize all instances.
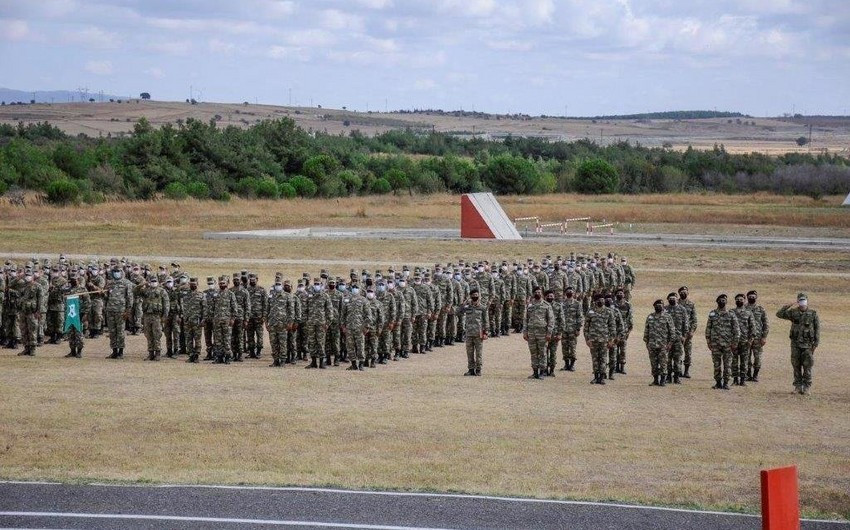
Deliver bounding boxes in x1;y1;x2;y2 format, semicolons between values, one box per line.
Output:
133;299;143;330
392;321;402;352
454;311;465;340
437;308;449;340
607;341;619;372
561;332;578;361
3;310;20;340
204;320;214;354
400;317;413;351
502;301;512;334
427;315;437;342
346;330;365;362
648;346;668;378
18;311;39;348
616;333;629;365
46;309;64;337
589;341;608;374
526;330;547;370
246;316;264;354
732;341;750;379
38;310;46;342
413;316;427;348
106;311;126;349
297;322;307;357
466;336;483;371
489;303;501;336
269;327;290;361
213;319;232;361
184;321;203;357
711;346;732;381
791;343;814;388
325;323;341;360
163;313;179;353
379;329;393;358
748;341;764;372
366;331;379;361
89;298;104;331
683;335;694;367
546;338;559;369
143;314;163;354
306;322;326;360
444;310;456;342
230;319;244;357
512;299;526;331
668;337;684;376
67;327;84;349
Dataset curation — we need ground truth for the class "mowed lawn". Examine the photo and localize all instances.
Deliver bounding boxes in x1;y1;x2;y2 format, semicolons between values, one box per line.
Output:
1;271;848;519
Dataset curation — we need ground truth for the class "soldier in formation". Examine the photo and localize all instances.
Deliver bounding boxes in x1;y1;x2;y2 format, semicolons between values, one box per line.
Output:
776;293;819;395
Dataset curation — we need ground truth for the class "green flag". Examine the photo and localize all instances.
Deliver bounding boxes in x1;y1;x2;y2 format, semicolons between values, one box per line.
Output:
64;295;81;333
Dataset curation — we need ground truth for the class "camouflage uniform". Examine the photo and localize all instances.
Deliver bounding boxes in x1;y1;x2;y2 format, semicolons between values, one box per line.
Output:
210;280;238;363
412;276;433;353
705;306;740;388
343;290;369;369
163;281;182;357
621;261;636;301
524;297;554;376
546;297;564;374
86;272;106;337
266;284;298;366
604;302;624;379
365;292;384;367
65;281;90;357
512;270;532;332
130;270;146;333
460;299;488;374
36;271;48;344
665;302;690;382
559;296;583;370
426;277;441;347
747;301;769;381
306;285;335;367
135;281;169;360
614;298;633;373
644;309;674;384
16;278;44;356
501;268;516;335
202;279;217;359
46;274;67;343
246;278;268;358
490;274;506;337
377;286;397;362
680;295;697;375
390;284;406;357
230;276;250;361
584;302;615;383
776;297;819;394
182;282;206;362
400;281;419;354
326;285;344;365
295;284;310;359
731;304;756;384
104;272;134;355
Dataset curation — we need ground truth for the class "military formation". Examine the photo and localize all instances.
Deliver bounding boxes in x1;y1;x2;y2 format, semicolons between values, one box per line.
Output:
1;253;817;394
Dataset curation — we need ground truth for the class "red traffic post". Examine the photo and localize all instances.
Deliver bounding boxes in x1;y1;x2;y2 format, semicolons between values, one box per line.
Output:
761;465;800;530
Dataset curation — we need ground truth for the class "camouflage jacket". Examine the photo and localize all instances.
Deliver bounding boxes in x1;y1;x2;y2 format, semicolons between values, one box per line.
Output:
231;285;250;320
306;290;335;325
560;299;583;334
644;311;674;349
266;291;298;329
18;281;44;314
342;294;369;333
203;287;218;321
460;301;489;339
476;273;495;303
209;288;237;321
47;276;68;311
524;299;554;335
135;284;169;317
391;289;405;321
665;303;690;339
400;286;419;318
366;297;384;333
776;305;819;347
705;308;740;350
622;264;636;286
680;299;697;335
328;290;344;324
413;283;433;315
606;305;624;337
732;306;756;343
67;283;91;321
583;305;614;343
247;285;268;319
182;289;205;325
615;300;633;333
551;301;564;339
378;291;396;329
747;303;769;340
105;278;134;314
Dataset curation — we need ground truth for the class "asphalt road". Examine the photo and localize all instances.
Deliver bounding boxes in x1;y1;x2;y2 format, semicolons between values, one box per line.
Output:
0;482;846;530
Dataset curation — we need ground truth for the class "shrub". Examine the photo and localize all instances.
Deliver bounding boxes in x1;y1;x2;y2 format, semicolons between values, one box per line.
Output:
45;178;80;204
0;180;7;195
574;158;619;194
185;181;210;199
82;190;106;204
289;175;317;197
384;168;409;192
320;174;346;197
255;177;280;199
88;165;125;195
337;169;362;195
371;177;391;194
164;181;188;200
480;154;539;194
235;177;259;198
279;182;296;198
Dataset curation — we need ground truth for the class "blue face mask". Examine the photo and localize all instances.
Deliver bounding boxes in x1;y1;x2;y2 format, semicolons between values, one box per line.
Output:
454;274;461;281
338;285;347;292
351;287;360;296
378;285;386;293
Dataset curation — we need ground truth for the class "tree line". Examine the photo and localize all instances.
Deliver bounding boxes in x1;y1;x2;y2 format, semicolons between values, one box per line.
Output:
0;118;847;204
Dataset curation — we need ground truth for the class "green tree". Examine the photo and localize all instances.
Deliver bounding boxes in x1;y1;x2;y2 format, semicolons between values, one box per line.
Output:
480;154;539;194
45;178;81;204
289;175;317;197
574;158;619;194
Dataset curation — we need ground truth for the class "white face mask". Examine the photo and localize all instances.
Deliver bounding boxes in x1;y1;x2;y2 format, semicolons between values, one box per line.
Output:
112;271;121;279
454;274;461;280
25;275;33;282
165;282;174;288
180;277;188;284
399;281;406;288
297;286;305;292
403;271;410;278
351;287;360;295
313;284;322;292
798;300;808;308
274;284;283;291
366;292;375;300
207;283;214;288
150;282;159;288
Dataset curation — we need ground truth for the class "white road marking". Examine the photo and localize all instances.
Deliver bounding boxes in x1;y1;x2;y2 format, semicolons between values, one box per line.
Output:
0;512;455;530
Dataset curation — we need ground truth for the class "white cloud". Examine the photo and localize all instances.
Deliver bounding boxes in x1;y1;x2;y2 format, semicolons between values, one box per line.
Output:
61;26;118;49
320;9;365;31
355;0;393;8
266;45;310;61
84;60;113;75
487;39;533;51
285;29;335;48
148;39;192;56
209;38;235;55
438;0;496;17
413;78;437;90
263;0;296;18
0;19;29;41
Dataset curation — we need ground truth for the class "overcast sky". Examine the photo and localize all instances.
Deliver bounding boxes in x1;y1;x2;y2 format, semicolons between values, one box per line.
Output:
1;0;848;116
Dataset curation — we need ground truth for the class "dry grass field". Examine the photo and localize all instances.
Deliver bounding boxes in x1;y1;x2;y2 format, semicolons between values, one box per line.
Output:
1;194;849;520
2;100;849;154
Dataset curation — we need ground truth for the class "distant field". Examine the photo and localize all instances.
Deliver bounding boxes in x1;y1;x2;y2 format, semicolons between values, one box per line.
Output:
0;194;849;520
1;100;848;154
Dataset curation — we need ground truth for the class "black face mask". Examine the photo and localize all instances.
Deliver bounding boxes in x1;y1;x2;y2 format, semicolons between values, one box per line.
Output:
546;297;555;304
735;300;744;308
604;299;612;307
219;284;227;290
679;292;688;300
718;300;726;309
190;285;197;291
534;293;542;300
668;299;677;306
616;294;624;301
747;297;756;304
70;279;78;287
471;296;480;302
595;301;603;307
566;292;573;298
654;305;663;313
249;281;257;287
284;286;291;293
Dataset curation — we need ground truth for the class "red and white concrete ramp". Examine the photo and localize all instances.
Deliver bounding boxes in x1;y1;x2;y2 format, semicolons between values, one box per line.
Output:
461;193;522;240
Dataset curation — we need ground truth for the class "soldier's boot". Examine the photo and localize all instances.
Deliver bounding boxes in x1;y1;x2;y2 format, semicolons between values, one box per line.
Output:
116;348;124;359
591;372;599;384
268;358;278;367
48;333;58;345
378;354;387;365
223;354;231;365
739;377;746;387
346;361;358;371
392;352;399;361
560;361;569;371
529;368;540;380
305;358;318;369
732;376;739;386
153;351;161;361
608;367;615;380
752;368;760;382
325;354;332;367
427;340;433;352
319;357;326;369
548;365;555;377
673;372;681;384
165;348;174;359
65;346;76;358
650;374;659;386
333;355;340;367
475;368;481;376
464;369;475;376
72;345;81;359
712;378;722;389
188;354;199;363
411;344;419;354
658;374;665;387
801;385;810;395
145;351;154;361
107;348;117;359
620;362;627;375
597;372;606;385
682;365;691;378
402;350;409;359
89;329;96;339
568;359;576;371
746;366;753;381
358;360;365;371
721;378;730;390
203;351;214;361
256;347;262;359
234;352;243;362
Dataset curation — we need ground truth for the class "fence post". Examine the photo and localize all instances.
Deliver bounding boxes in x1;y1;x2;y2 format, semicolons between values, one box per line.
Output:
761;466;800;530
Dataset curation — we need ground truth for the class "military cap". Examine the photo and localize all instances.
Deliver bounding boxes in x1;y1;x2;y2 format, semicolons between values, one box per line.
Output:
206;276;215;283
734;293;745;300
189;277;198;283
232;272;240;278
747;290;757;297
171;262;180;268
797;292;807;301
667;292;677;299
283;279;291;286
51;265;59;272
366;285;375;292
320;268;328;276
218;275;228;283
678;286;689;293
565;285;574;291
327;277;337;284
303;272;310;278
274;278;283;285
240;269;248;277
716;294;727;303
654;299;664;306
469;288;479;295
149;276;159;283
402;265;409;271
248;273;257;279
159;265;167;271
